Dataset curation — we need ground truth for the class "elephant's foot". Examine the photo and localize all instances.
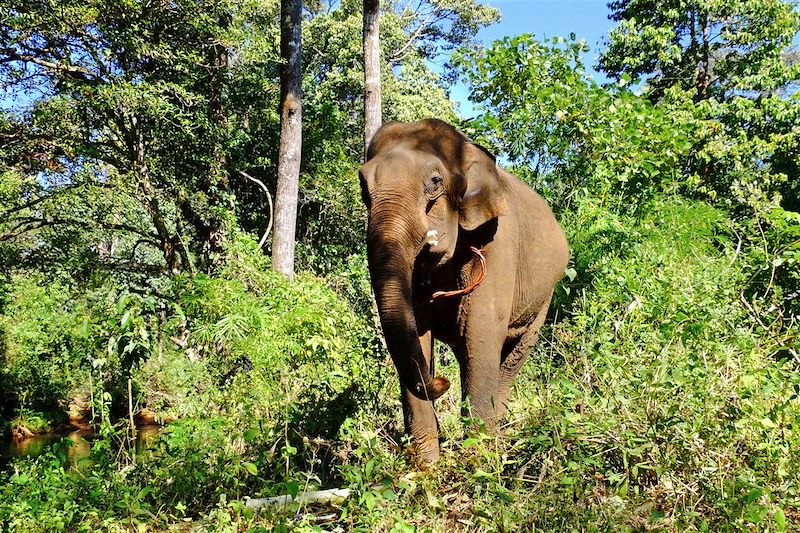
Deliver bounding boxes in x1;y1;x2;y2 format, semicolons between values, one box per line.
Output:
461;395;502;433
409;435;440;467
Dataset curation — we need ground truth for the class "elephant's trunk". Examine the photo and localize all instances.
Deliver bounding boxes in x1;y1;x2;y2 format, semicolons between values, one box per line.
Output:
367;209;450;401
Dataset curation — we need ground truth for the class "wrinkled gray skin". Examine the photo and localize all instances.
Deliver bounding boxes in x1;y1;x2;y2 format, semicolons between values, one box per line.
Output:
360;119;569;465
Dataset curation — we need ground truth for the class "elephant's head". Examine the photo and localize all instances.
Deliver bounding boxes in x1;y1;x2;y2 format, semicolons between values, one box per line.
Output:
359;119;507;401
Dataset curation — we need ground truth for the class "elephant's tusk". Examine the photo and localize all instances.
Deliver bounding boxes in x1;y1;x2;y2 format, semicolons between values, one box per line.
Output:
431;246;486;301
424;229;439;247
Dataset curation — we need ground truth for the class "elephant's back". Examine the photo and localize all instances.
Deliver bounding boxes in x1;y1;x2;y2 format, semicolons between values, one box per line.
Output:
499;169;569;326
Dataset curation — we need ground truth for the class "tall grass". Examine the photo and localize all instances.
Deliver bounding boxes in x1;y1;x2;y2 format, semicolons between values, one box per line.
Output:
1;198;798;531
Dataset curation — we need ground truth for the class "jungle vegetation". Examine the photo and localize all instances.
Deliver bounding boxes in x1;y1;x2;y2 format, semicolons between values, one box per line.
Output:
0;0;798;530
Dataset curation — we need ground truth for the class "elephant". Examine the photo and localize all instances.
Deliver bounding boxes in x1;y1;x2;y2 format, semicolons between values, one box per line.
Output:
360;118;569;465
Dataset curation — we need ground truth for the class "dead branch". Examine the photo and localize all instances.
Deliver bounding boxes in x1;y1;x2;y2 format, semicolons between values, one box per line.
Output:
239;170;273;248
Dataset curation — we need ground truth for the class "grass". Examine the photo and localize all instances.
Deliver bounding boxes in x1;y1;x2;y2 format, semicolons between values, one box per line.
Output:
1;196;798;532
10;410;52;435
315;197;800;531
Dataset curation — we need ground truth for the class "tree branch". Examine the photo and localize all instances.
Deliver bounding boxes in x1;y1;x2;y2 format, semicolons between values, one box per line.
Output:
0;47;101;83
239;170;273;248
388;11;435;64
2;214;159;242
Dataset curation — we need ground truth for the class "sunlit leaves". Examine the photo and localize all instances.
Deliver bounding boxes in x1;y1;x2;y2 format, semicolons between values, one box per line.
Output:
600;0;800;99
456;34;695;208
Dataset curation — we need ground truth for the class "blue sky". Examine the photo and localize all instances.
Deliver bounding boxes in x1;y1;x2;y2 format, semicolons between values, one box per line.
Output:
450;0;615;117
480;0;614;50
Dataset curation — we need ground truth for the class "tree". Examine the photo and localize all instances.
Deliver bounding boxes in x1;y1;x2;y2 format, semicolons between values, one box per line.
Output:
599;0;800;205
271;0;303;280
286;0;498;270
599;0;800;102
0;0;282;281
598;0;800;344
455;34;695;208
363;0;382;152
382;0;500;67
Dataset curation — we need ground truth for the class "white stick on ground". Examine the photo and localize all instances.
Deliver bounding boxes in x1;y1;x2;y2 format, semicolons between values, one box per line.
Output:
245;488;352;510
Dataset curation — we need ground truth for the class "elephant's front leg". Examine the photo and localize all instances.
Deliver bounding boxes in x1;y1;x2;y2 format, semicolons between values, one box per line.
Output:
400;328;440;465
458;326;505;431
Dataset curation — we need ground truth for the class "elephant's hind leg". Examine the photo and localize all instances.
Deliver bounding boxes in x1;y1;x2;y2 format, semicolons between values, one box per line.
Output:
497;294;553;417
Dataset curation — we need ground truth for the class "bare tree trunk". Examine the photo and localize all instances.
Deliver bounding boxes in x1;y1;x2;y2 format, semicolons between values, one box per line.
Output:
272;0;303;280
363;0;381;153
204;16;232;272
363;0;386;345
131;119;187;273
697;12;711;101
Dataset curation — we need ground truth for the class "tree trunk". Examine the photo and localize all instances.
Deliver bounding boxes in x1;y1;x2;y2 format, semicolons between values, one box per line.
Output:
204;14;232;272
363;0;382;153
696;12;711;101
272;0;303;280
131;118;186;273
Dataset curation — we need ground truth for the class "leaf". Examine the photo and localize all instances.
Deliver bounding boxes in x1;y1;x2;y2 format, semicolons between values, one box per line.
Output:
243;429;259;443
463;437;480;448
472;469;495;481
746;488;763;503
491;487;513;503
243;462;258;476
285;481;299;500
775;507;786;531
472;508;492;519
650;509;665;521
745;504;768;524
425;489;442;509
760;418;777;428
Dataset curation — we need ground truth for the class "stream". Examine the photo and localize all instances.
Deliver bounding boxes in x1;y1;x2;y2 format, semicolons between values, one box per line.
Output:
1;425;163;467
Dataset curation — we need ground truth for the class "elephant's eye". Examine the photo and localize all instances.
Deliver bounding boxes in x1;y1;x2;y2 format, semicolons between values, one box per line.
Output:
359;173;371;209
424;175;444;201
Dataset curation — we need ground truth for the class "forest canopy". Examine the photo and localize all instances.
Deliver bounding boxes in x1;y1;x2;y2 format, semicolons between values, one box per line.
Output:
0;0;799;530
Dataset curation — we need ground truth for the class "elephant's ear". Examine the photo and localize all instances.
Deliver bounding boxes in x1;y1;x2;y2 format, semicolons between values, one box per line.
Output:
458;143;507;231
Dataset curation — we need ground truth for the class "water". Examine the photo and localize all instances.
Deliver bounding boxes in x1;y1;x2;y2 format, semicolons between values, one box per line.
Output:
1;425;163;467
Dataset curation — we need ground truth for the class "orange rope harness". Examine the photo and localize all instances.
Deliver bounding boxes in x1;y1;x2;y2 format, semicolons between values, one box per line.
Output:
430;246;486;301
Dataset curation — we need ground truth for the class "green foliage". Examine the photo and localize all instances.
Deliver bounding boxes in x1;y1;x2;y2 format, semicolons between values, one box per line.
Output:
458;25;798;350
599;0;800;100
382;0;500;63
0;0;282;274
599;0;800;213
5;199;798;531
292;0;488;271
456;34;696;208
0;276;88;420
0;233;392;528
498;197;800;530
1;1;799;531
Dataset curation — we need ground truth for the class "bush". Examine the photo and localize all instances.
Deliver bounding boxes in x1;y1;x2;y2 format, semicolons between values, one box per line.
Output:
0;276;90;425
487;197;800;530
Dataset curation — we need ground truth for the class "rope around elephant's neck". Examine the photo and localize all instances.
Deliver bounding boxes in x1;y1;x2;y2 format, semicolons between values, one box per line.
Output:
430;246;486;301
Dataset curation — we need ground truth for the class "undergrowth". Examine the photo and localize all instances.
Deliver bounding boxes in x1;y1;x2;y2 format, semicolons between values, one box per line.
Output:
1;197;798;532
